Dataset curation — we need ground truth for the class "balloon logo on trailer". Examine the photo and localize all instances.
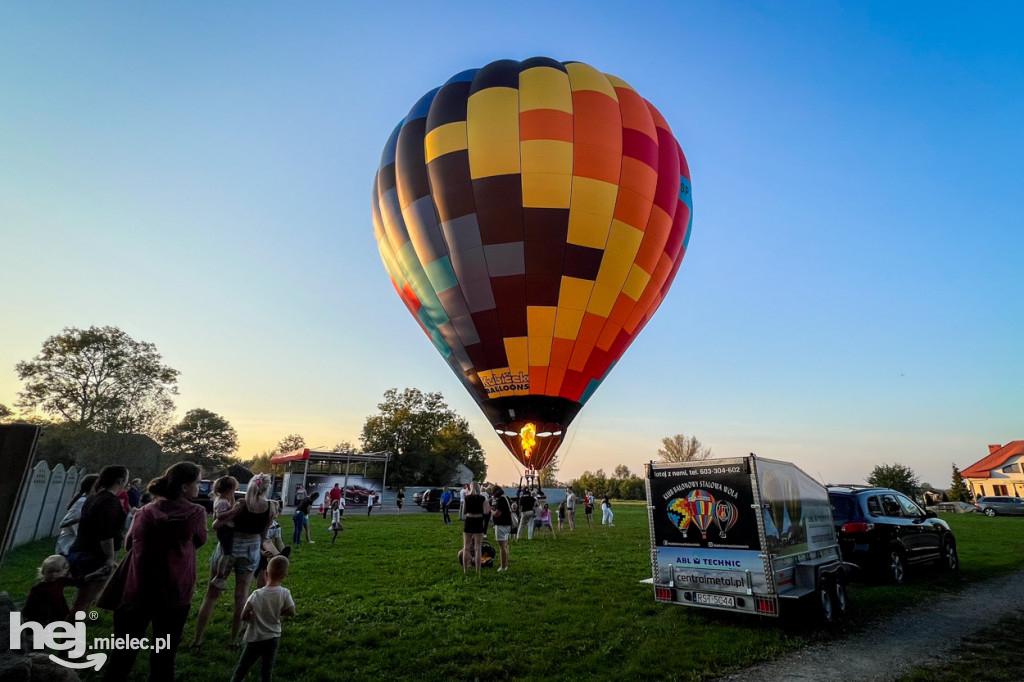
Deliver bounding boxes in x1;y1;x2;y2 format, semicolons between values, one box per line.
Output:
372;57;693;473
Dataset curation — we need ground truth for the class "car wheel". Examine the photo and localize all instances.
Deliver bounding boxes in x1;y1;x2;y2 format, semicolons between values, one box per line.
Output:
817;582;834;624
887;548;906;585
942;539;959;571
984;508;996;517
831;580;849;617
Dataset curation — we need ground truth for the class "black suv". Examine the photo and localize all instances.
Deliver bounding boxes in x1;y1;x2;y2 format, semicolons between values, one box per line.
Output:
827;486;958;584
421;488;459;513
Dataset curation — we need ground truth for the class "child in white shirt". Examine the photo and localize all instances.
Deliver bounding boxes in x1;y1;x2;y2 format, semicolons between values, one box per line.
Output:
230;556;295;682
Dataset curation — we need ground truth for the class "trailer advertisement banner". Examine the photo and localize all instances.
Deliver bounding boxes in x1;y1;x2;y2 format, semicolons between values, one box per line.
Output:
655;547;768;594
649;460;758;551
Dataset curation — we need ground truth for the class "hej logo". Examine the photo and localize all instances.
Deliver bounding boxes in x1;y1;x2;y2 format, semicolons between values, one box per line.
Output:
9;611;106;670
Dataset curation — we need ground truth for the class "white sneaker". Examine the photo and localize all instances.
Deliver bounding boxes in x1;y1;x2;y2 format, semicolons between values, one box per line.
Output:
308;540;315;544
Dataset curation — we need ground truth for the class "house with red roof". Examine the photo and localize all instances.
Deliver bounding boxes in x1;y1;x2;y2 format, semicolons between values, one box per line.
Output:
962;441;1024;499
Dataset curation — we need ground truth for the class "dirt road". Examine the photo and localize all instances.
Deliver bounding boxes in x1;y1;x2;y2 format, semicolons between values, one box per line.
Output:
717;568;1024;681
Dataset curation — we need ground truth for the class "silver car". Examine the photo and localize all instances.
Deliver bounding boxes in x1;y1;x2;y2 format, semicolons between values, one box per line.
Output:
975;496;1024;516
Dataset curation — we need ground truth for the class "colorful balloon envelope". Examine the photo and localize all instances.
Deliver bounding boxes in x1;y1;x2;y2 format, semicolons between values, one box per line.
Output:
372;57;693;470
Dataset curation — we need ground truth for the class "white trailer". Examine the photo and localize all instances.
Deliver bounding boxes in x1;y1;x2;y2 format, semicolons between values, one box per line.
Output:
645;454;850;623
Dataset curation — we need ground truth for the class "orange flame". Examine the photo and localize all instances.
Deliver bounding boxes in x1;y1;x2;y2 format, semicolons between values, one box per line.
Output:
519;423;537;460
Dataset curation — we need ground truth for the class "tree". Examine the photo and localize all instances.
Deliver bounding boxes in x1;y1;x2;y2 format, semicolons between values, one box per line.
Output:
538;458;560;487
161;408;239;469
949;464;971;502
275;434;305;454
0;403;11;421
867;462;920;497
331;441;356;453
658;433;712;463
360;388;485;488
241;450;280;476
15;326;179;437
613;464;631;479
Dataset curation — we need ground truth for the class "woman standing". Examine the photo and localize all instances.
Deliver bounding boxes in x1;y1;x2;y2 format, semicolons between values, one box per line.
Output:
191;474;276;648
68;465;128;613
292;491;318;544
55;474;99;557
489;486;512;572
396;489;405;516
101;462;207;682
461;482;490;575
601;493;614;526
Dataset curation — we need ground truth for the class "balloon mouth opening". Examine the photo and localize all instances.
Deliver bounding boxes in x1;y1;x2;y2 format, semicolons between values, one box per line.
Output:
494;420;563;470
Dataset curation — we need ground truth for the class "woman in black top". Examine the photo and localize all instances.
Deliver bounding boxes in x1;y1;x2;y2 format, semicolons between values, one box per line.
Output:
461;482;490;575
69;465;128;613
293;492;319;544
490;486;512;572
190;474;276;648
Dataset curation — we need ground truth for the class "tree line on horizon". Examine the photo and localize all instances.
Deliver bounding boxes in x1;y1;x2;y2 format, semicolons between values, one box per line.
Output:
1;326;972;500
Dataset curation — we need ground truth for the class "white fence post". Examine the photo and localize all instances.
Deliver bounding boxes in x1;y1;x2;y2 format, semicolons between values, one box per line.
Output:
13;461;52;547
50;466;82;537
34;463;66;541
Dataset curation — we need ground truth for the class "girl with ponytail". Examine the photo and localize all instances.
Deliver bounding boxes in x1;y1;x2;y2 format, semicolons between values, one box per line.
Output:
101;461;207;681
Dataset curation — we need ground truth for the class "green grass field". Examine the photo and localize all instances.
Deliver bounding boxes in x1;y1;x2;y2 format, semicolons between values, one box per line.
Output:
2;506;1022;681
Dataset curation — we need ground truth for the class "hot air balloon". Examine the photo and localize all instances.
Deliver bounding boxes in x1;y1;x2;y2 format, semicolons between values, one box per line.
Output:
372;57;693;472
687;489;715;540
714;500;738;538
667;497;693;535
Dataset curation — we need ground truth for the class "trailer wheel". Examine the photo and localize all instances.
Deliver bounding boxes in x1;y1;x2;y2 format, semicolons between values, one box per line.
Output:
831;580;848;618
817;582;835;625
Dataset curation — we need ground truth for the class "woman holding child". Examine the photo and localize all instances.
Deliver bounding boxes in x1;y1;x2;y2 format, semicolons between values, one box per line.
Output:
191;473;276;648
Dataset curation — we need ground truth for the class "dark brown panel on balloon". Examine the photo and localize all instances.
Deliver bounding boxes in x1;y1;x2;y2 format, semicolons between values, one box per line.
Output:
524;240;565;277
526;275;561;307
496;306;529;338
471;309;508;368
473;174;524;245
523;208;569;244
490;274;527;310
562;244;604;280
428;151;475;222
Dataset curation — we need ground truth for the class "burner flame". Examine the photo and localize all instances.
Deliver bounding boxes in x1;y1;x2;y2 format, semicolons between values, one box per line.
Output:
519;423;537;460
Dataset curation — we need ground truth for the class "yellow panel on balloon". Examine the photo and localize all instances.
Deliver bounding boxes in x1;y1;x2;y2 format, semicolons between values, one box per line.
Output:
603;74;636;92
527;305;557;338
503;337;531;396
424;122;468;163
522;173;572;208
557;276;594;311
519;67;573;113
467;88;520;178
594;220;644;285
565;62;618;99
553;307;585;339
622;263;652;302
521;139;572;174
567;178;617;248
528;335;553;365
585;282;620;317
478;367;530;398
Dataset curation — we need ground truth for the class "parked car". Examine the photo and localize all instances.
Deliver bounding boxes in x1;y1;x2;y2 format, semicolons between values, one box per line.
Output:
413;490;424;506
344;486;373;504
421;488;460;513
827;485;959;584
195;479;247;514
975;496;1024;516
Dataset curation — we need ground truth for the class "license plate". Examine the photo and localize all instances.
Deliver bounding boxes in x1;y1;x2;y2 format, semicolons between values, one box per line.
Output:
694;592;735;608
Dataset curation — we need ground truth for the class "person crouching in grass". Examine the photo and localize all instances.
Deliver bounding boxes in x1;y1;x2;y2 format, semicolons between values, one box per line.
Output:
230;555;295;682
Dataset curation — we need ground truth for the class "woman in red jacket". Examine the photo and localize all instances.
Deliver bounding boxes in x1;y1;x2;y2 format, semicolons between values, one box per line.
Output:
101;462;207;682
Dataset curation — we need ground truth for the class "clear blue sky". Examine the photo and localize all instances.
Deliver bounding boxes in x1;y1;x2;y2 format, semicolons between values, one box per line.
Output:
2;2;1021;488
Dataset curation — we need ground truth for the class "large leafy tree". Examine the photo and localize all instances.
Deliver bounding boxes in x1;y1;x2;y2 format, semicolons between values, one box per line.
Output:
15;326;179;437
538;458;560;487
162;408;239;469
867;462;920;497
658;433;712;463
276;434;306;454
0;403;11;421
360;388;485;487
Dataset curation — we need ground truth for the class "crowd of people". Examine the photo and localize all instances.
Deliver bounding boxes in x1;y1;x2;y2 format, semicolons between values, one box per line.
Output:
18;465;621;679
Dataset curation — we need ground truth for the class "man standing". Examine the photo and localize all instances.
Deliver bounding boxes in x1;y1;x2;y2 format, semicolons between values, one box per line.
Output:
458;484;468;520
565;487;576;531
440;489;453;525
517;488;536;540
327;483;343;519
